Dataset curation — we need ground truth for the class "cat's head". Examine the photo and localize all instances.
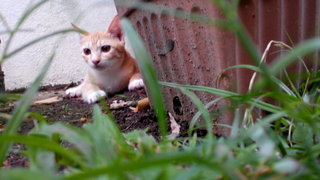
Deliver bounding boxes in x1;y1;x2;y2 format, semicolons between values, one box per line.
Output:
77;15;126;70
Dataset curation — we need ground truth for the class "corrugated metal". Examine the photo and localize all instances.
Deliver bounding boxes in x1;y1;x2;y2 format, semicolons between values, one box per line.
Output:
236;0;319;92
115;0;319;136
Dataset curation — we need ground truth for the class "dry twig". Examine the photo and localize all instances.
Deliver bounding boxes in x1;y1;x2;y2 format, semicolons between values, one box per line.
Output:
169;112;180;137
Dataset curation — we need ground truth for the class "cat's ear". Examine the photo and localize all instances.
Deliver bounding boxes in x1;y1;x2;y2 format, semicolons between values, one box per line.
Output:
107;15;124;42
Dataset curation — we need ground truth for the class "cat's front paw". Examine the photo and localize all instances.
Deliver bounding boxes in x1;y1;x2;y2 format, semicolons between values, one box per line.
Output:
83;90;106;104
66;86;82;97
128;78;144;91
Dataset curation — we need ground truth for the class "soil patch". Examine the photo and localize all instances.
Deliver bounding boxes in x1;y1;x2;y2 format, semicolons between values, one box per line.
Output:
0;87;190;168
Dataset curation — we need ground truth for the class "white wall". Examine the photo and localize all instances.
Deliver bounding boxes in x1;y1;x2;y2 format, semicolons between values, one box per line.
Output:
0;0;118;90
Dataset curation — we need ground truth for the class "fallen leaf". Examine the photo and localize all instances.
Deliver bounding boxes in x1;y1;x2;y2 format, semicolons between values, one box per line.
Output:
80;117;91;123
156;146;161;153
2;160;8;167
0;124;4;132
254;166;272;179
0;113;11;120
0;105;14;113
0;113;37;123
130;98;150;113
169;112;180;137
129;107;136;112
33;96;62;105
110;100;135;110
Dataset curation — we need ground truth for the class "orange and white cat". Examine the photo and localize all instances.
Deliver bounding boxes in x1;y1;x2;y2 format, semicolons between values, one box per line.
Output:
66;15;144;103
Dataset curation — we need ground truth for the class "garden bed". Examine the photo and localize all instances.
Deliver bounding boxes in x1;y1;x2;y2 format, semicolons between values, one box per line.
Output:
0;87;188;168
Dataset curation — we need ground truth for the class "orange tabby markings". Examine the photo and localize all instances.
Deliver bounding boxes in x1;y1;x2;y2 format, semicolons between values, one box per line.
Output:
66;15;144;103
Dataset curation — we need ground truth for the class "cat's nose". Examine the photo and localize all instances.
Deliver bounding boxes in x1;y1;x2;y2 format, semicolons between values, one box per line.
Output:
92;60;100;65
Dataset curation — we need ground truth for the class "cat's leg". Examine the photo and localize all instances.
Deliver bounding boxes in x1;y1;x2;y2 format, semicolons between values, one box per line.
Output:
83;89;106;104
128;73;144;91
66;75;106;103
66;83;83;97
81;83;106;104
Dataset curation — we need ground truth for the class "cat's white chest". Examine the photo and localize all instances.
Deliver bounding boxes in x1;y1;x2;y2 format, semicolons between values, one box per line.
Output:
90;68;127;93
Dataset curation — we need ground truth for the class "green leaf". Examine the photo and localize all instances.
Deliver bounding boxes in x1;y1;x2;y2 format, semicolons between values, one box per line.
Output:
0;168;60;180
222;64;262;73
82;105;134;166
0;93;21;101
30;123;93;164
250;126;275;158
234;111;287;143
292;122;314;147
65;151;226;180
273;158;300;174
124;130;157;148
27;147;55;173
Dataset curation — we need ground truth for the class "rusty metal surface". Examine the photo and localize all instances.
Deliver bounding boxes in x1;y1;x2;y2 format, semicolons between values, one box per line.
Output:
115;0;319;136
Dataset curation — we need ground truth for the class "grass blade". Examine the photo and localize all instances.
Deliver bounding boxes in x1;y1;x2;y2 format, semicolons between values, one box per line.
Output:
236;111;288;143
179;88;213;138
3;29;77;60
189;97;225;136
0;169;60;180
161;81;282;113
120;18;167;138
1;0;48;63
219;64;295;96
30;123;93;161
0;134;85;168
65;152;226;180
0;54;54;164
270;38;320;75
0;12;11;32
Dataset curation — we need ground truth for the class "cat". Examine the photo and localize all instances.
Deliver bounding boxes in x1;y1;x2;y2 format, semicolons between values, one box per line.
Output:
66;15;144;103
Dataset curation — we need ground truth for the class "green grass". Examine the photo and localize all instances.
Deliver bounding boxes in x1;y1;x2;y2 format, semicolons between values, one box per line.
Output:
1;0;320;179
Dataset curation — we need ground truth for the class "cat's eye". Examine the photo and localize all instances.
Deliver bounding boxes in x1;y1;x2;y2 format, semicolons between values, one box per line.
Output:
83;48;91;55
101;45;111;53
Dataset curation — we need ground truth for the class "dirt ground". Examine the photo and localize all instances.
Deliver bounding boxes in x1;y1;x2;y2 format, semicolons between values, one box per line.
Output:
0;87;190;168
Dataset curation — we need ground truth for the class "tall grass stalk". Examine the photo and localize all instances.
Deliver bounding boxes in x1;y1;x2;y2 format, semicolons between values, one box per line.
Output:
0;0;86;165
120;19;167;138
1;0;48;63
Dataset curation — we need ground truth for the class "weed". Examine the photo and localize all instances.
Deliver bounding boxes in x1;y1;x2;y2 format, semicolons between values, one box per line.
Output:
0;0;320;179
